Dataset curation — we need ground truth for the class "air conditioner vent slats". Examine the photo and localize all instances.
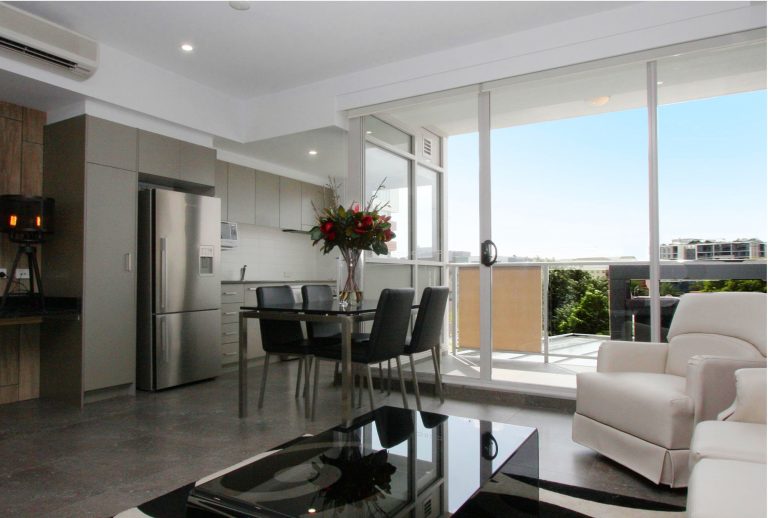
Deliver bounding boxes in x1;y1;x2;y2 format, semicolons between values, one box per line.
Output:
423;137;433;157
0;35;79;70
0;3;98;76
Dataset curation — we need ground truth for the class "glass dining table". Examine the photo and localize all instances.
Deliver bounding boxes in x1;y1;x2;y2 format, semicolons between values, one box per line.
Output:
237;300;417;422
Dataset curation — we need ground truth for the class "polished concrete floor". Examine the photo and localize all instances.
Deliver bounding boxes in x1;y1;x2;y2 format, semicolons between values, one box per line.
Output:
0;360;685;517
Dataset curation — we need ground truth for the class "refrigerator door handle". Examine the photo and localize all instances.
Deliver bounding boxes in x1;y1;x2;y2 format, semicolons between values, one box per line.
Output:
124;252;132;272
160;316;170;364
160;237;168;310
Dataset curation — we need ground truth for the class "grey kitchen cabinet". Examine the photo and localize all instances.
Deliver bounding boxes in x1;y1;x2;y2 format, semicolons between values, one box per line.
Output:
301;183;327;230
42;115;140;406
219;284;264;364
214;160;228;220
279;177;302;230
138;130;180;179
179;141;215;186
82;163;137;392
253;170;280;228
85;116;138;171
227;164;256;224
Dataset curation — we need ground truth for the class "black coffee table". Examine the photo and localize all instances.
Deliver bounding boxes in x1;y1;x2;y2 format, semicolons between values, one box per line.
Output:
187;406;539;517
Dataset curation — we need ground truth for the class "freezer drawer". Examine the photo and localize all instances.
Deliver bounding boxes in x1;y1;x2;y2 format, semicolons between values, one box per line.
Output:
153;309;221;390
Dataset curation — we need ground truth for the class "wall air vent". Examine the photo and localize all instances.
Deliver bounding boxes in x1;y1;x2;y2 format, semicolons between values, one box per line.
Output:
0;4;98;77
423;496;433;517
423;136;433;160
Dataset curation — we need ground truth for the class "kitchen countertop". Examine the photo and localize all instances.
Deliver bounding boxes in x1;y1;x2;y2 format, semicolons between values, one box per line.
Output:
0;296;81;326
221;280;334;285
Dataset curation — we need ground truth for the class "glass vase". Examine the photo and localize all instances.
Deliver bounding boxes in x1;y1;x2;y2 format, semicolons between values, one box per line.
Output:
337;249;363;305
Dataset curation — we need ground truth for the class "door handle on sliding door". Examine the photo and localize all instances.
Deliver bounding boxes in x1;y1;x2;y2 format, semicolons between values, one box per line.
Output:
481;240;498;267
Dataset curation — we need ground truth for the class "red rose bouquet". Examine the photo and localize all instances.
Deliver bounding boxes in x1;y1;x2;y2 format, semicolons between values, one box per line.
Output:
310;179;395;303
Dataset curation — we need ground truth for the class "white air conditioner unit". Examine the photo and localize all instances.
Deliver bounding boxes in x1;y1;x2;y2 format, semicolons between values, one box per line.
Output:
0;4;98;77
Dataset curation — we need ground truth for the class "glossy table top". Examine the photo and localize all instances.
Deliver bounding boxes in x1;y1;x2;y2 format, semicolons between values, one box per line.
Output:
188;406;538;517
241;300;412;315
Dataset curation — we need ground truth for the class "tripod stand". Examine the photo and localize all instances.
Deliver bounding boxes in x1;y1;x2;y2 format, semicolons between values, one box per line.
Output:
1;243;45;310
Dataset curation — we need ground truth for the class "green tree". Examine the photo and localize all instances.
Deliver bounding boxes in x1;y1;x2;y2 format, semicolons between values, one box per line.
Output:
560;288;610;335
548;269;609;336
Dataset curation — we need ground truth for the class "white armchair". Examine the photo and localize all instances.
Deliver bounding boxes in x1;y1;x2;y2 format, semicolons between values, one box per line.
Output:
687;368;767;518
572;292;766;487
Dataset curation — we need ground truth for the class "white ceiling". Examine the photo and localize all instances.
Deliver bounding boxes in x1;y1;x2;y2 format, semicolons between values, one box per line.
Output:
215;126;347;182
9;1;632;99
387;39;767;136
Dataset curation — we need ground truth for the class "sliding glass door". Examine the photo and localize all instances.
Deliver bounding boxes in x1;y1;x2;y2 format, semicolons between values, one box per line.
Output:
353;31;766;389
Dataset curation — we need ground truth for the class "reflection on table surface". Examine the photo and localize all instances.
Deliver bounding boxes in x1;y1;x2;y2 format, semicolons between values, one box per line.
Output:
188;406;539;517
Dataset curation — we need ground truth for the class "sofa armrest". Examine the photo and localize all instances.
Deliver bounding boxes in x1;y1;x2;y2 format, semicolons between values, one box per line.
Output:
687;357;767;423
596;340;668;373
724;368;767;424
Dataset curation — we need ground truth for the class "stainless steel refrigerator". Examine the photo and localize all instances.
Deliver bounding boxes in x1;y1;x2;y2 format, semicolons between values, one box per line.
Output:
137;189;221;391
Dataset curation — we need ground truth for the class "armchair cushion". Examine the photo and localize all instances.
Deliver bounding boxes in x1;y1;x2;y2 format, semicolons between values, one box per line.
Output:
595;340;668;373
690;420;767;466
666;334;763;377
725;368;767;424
667;292;767;356
686;356;767;423
576;371;693;449
687;459;767;518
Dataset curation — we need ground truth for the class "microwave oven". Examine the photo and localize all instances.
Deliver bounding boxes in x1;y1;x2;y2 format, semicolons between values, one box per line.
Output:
221;221;239;249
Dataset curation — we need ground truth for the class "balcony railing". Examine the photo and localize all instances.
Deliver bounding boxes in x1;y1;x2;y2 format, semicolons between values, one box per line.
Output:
447;260;767;363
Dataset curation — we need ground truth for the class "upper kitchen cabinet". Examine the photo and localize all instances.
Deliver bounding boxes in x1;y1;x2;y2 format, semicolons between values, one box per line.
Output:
301;183;327;230
179;141;216;186
138;130;179;179
254;170;280;228
214;160;228;220
279;177;302;230
139;130;216;187
227;164;256;224
85;116;137;171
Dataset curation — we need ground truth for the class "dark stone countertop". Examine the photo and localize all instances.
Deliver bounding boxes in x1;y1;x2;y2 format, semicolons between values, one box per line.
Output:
0;296;81;322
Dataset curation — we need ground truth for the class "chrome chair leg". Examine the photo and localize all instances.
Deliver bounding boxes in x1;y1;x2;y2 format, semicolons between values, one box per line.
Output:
431;347;444;403
387;359;392;395
409;354;422;411
356;366;363;408
366;365;376;411
304;356;312;419
258;353;271;409
395;357;408;409
312;357;321;421
378;362;385;393
295;356;303;399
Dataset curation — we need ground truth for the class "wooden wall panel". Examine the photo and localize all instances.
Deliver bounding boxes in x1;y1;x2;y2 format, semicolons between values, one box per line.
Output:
1;117;22;193
0;100;46;406
0;327;20;386
21;142;43;195
18;326;40;400
0;101;22;121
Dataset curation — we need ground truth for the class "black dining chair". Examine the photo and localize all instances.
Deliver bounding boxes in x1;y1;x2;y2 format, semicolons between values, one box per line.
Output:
301;284;341;343
311;288;415;419
403;286;449;411
256;285;313;417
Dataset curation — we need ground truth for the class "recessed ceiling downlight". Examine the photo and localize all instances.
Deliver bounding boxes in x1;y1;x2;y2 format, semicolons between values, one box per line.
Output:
308;150;318;156
588;95;611;107
180;43;194;52
229;1;251;10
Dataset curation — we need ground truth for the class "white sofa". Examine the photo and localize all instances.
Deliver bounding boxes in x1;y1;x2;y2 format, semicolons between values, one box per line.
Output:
573;292;766;487
687;368;767;518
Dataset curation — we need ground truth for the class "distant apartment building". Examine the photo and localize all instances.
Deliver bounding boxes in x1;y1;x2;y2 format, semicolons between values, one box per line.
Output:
660;238;766;261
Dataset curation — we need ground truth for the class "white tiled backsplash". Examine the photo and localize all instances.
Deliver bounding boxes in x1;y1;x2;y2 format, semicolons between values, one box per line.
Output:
220;223;337;281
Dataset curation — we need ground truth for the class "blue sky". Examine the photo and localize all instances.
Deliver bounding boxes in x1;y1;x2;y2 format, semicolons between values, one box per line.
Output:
445;90;766;260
